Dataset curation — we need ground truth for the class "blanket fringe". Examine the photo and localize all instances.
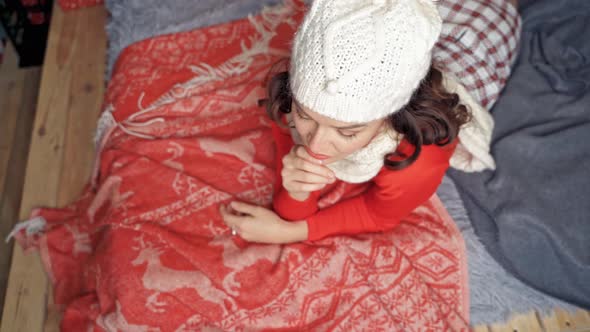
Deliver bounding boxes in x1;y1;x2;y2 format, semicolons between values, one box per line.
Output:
91;0;301;189
93;0;297;150
125;0;296;125
5;216;47;243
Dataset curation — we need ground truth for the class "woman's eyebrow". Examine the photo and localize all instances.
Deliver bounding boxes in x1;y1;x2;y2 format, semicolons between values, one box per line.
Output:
293;100;367;130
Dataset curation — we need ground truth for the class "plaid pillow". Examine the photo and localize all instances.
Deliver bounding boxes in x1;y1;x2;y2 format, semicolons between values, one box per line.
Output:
435;0;522;110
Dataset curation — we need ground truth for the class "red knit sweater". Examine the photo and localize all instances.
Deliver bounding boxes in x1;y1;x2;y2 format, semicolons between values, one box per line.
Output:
271;122;458;241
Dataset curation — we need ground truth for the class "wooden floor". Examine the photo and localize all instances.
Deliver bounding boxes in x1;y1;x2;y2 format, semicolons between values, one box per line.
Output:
0;3;588;332
0;3;107;332
0;43;41;321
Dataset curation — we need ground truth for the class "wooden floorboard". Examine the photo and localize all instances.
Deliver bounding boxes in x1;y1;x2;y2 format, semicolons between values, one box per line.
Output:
489;311;544;332
1;2;588;332
0;3;107;332
0;42;41;321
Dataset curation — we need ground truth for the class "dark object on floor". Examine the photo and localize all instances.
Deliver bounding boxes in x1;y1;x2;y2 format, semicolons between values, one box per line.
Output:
0;0;53;67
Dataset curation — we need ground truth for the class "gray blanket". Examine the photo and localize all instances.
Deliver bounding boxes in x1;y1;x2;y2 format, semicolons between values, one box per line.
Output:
104;0;580;324
448;0;590;308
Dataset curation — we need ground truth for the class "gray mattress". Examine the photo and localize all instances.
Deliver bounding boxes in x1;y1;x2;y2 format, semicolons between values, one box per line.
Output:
104;0;579;325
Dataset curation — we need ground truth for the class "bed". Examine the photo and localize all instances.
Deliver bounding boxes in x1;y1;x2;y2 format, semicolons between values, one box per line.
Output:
1;1;589;331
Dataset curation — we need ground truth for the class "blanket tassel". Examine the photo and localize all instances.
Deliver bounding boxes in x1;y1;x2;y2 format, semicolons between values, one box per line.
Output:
5;216;47;243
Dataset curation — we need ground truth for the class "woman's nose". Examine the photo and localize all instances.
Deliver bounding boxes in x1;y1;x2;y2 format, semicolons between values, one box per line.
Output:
307;127;327;154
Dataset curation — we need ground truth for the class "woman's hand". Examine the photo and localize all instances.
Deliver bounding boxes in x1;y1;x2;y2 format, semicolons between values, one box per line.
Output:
281;145;335;201
219;201;308;244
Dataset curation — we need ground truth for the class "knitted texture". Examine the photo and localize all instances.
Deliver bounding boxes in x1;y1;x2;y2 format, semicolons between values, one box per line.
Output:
290;0;442;123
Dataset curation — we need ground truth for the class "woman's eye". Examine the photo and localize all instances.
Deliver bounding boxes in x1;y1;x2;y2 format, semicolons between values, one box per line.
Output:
339;131;358;139
296;110;311;120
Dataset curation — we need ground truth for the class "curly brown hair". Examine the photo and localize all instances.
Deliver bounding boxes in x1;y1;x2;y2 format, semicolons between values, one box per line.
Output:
260;59;472;170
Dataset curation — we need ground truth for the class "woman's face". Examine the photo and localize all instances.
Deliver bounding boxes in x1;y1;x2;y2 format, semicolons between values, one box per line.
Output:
291;100;386;164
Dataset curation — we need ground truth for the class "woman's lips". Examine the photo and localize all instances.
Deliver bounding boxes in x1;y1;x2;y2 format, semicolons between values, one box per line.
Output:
304;146;330;160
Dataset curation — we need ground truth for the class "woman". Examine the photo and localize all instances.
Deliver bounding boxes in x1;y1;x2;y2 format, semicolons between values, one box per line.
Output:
220;0;519;244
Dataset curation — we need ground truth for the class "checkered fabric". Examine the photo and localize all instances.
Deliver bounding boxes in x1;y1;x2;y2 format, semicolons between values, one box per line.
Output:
436;0;522;110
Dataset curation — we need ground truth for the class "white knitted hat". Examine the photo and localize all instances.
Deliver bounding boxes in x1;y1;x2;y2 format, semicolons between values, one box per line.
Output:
290;0;442;123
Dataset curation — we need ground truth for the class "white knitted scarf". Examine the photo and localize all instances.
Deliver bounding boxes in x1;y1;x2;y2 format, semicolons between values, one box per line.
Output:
288;73;495;183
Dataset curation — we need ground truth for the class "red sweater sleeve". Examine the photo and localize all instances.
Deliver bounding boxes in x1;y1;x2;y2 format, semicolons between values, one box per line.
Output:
306;140;458;241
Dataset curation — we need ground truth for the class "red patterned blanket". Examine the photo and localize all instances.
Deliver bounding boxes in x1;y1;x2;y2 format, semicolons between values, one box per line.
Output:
15;2;470;330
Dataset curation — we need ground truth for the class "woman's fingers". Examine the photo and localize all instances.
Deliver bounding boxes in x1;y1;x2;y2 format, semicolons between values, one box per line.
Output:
291;181;327;192
219;204;246;232
280;145;337;196
229;201;260;216
281;168;333;185
284;146;334;180
295;159;335;180
294;145;323;165
281;166;331;193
